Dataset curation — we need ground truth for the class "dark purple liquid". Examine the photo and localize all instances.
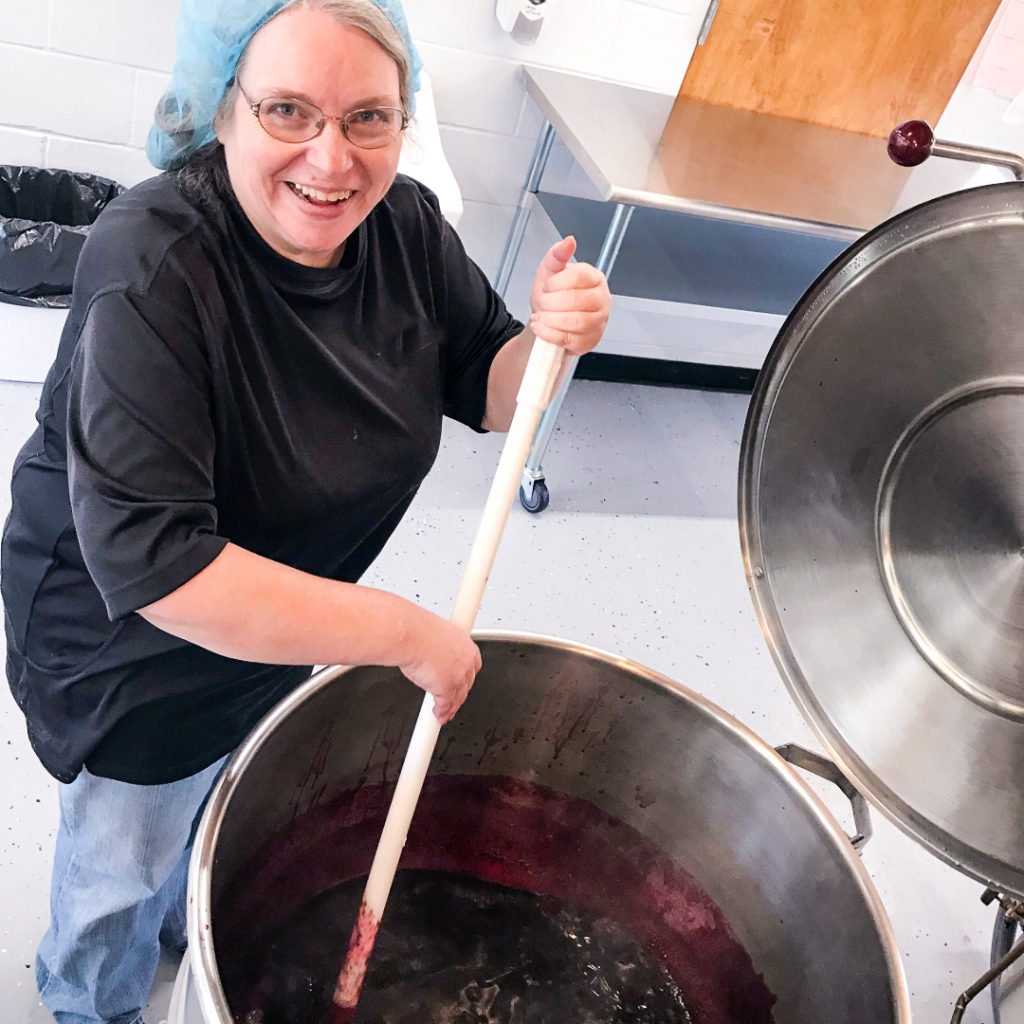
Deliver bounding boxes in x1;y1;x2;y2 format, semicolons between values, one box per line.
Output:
215;775;775;1024
232;869;695;1024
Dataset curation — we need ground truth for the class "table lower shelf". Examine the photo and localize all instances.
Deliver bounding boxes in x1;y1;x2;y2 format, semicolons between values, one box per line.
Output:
536;191;853;316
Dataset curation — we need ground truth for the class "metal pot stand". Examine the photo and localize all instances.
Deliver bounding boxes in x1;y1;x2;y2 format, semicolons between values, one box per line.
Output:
740;123;1024;1024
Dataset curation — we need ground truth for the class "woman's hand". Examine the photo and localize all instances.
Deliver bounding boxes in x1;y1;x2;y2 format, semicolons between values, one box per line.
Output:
482;236;611;430
397;607;482;724
528;236;610;355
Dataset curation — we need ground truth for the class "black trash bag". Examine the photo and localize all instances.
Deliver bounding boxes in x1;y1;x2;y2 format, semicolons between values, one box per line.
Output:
0;165;124;308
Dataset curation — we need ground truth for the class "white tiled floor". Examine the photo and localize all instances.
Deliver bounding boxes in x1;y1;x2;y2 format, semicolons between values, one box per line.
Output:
0;374;1016;1023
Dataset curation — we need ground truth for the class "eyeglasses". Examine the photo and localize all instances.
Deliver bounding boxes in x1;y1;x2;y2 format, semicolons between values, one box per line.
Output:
237;83;408;150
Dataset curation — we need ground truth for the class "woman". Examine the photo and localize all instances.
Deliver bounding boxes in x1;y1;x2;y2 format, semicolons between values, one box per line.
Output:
1;1;610;1021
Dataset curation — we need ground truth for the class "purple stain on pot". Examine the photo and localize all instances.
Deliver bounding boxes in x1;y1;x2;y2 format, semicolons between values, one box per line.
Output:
532;675;610;761
289;731;334;824
634;783;658;809
216;775;776;1024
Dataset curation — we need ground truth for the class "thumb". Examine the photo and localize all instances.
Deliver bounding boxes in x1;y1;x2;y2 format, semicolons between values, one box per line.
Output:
536;235;577;289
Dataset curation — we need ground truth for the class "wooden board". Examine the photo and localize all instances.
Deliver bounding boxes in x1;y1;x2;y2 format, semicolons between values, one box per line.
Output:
679;0;1003;138
649;98;912;230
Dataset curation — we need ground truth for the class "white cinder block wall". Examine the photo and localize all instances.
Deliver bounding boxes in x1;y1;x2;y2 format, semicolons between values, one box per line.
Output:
4;0;1015;367
0;0;709;279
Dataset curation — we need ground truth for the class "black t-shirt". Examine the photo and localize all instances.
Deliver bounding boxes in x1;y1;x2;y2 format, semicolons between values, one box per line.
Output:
1;171;521;785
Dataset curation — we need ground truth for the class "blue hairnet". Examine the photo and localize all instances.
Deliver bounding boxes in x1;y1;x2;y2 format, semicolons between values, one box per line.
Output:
147;0;422;170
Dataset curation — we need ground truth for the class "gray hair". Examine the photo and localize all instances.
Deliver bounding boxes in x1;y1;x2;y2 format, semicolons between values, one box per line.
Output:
217;0;412;125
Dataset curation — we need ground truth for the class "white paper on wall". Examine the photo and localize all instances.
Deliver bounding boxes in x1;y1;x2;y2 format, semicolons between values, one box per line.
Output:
971;0;1024;99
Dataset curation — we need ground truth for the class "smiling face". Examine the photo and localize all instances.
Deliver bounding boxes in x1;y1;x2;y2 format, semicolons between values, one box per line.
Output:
216;4;404;268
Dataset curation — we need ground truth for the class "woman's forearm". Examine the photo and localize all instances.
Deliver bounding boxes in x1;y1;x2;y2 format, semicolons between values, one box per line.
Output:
138;542;425;668
138;542;482;722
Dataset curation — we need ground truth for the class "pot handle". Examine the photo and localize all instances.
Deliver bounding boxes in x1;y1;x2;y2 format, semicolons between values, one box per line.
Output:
774;743;872;852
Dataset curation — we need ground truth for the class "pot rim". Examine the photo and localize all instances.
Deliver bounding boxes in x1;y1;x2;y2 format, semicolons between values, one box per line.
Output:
185;629;910;1023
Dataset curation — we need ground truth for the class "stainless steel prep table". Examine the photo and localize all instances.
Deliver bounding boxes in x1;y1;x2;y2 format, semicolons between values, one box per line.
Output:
496;66;918;512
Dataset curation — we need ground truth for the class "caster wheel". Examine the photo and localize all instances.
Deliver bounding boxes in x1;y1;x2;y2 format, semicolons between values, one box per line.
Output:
519;480;550;513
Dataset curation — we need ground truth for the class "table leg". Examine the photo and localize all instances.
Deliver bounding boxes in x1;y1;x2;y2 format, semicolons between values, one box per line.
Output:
519;203;635;512
493;120;556;298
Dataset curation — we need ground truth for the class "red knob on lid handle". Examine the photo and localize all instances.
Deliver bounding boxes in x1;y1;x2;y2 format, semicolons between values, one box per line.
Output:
887;120;934;166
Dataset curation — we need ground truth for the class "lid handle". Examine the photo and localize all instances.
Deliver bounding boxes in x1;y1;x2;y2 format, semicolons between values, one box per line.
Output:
887;119;1024;180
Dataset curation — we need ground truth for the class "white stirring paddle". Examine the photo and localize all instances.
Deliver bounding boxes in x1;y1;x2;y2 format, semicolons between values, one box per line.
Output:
332;335;565;1018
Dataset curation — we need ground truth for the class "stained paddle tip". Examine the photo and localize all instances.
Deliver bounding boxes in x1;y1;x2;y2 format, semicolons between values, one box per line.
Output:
330;1003;357;1024
332;900;380;1019
332;966;365;1018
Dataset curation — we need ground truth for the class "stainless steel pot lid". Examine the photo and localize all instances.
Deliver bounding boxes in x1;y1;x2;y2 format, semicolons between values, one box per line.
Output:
739;181;1024;897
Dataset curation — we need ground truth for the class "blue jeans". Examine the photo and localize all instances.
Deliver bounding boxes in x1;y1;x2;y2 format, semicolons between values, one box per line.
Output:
36;756;229;1024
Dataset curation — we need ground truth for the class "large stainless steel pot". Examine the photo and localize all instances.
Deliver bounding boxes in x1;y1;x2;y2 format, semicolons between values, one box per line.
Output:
170;632;908;1023
740;181;1024;900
